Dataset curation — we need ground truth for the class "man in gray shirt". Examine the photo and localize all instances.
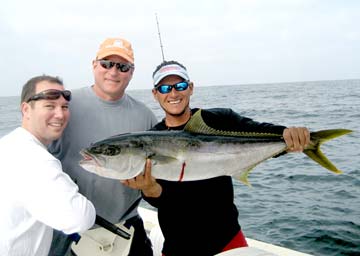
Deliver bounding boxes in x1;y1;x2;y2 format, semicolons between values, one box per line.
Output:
48;37;157;255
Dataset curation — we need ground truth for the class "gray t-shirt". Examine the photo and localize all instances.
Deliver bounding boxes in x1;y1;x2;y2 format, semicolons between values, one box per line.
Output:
49;86;158;222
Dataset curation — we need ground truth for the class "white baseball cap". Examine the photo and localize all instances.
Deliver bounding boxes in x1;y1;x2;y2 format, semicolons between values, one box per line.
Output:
153;62;190;86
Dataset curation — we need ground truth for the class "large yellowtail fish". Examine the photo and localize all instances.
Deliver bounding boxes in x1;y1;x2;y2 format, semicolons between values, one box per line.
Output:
79;110;352;185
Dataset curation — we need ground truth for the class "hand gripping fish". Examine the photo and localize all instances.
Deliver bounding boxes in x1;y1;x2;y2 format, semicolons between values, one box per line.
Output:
79;110;352;186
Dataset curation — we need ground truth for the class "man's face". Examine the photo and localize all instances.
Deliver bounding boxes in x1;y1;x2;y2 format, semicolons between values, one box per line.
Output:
22;81;70;145
152;75;193;116
92;55;134;101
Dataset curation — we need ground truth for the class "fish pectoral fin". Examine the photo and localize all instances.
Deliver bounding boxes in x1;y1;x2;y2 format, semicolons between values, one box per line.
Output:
232;167;255;187
149;155;178;164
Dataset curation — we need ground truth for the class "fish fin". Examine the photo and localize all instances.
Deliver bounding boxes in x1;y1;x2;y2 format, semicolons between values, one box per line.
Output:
184;109;281;137
233;167;255;187
304;129;352;174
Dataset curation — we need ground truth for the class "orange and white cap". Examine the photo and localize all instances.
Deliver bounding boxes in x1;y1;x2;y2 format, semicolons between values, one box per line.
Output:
96;38;134;64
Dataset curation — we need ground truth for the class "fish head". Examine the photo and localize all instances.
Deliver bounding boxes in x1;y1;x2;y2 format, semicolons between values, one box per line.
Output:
79;141;148;180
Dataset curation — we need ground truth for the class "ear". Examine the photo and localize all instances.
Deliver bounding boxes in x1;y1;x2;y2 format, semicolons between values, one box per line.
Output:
92;60;97;70
129;67;135;78
189;81;194;96
152;88;158;101
21;102;31;118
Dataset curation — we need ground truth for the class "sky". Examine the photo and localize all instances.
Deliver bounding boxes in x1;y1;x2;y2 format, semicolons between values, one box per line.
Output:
0;0;359;96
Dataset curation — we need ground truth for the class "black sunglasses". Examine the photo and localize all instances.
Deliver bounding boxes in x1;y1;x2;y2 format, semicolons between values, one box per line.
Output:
27;89;72;103
155;81;190;94
98;59;134;73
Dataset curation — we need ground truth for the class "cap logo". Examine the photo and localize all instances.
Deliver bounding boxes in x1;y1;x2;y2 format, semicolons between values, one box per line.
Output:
105;40;128;52
153;63;189;86
159;66;182;73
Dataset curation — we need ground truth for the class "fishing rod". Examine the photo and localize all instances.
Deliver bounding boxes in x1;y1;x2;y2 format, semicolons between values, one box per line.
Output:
69;215;131;245
155;13;165;61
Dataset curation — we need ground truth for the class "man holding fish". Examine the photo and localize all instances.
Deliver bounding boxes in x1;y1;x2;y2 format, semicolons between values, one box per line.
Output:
121;60;311;256
0;75;95;256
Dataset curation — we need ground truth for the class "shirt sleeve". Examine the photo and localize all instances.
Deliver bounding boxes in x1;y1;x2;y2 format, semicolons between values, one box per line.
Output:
201;108;286;134
21;158;96;234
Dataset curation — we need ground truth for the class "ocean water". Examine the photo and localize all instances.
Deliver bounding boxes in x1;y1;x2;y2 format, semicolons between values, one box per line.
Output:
1;80;359;255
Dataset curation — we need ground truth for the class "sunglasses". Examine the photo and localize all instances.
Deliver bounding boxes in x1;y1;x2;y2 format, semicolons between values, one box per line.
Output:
98;59;134;73
155;81;190;94
27;89;72;103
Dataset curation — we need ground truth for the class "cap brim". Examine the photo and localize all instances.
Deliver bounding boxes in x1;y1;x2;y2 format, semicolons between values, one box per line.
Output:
97;50;134;64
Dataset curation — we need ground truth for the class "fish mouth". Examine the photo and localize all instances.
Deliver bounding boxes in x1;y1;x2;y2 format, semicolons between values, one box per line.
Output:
79;150;100;166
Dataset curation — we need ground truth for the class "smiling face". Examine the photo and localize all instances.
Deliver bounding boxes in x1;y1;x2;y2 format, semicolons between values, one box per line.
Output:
92;55;134;101
152;75;193;126
21;81;70;145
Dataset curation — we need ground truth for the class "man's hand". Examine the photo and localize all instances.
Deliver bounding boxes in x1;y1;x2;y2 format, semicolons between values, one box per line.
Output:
121;159;162;198
283;127;310;152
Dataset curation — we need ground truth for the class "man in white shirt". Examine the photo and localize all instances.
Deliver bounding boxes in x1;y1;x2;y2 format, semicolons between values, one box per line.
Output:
0;75;96;256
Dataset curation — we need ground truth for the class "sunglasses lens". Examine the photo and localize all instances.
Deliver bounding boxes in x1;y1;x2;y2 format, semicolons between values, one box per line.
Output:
157;85;172;94
99;60;132;73
156;81;189;94
45;91;62;100
62;90;72;101
99;60;113;69
117;63;131;72
174;82;189;91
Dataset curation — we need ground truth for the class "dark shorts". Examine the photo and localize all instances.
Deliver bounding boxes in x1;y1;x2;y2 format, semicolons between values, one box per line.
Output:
162;230;248;256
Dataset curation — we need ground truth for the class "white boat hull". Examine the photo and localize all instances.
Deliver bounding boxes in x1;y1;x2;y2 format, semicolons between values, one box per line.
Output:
138;207;313;256
70;207;313;256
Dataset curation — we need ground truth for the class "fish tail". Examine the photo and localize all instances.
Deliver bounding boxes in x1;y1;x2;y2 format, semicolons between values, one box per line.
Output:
304;129;352;174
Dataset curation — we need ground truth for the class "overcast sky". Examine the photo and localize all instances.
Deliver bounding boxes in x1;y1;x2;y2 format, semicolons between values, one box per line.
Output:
0;0;359;96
